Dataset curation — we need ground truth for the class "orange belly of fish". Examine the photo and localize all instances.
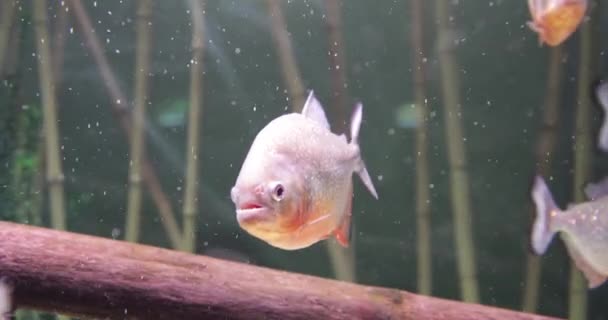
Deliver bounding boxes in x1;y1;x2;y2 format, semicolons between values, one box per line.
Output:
537;3;586;46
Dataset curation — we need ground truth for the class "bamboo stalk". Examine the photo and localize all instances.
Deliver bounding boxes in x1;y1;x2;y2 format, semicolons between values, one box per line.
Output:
4;11;27;225
323;0;356;283
324;0;349;132
28;137;45;228
181;0;206;253
11;105;29;224
34;0;67;231
0;0;17;78
521;47;563;313
434;0;479;302
0;222;564;320
409;0;432;296
52;1;70;85
265;0;306;112
125;0;153;243
568;15;593;320
67;0;183;249
33;2;70;319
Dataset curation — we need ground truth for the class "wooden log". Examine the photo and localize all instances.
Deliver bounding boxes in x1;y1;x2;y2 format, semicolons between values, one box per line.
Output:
0;222;561;320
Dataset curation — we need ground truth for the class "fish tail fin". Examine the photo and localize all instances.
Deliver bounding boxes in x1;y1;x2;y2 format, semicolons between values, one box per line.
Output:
350;102;378;199
594;81;608;151
531;175;559;255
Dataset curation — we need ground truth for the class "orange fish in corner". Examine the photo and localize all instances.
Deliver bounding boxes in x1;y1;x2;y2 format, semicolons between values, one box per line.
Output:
527;0;588;46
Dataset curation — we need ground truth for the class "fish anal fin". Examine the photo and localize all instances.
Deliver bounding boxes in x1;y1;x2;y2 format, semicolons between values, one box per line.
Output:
334;186;353;248
334;214;351;247
564;240;607;289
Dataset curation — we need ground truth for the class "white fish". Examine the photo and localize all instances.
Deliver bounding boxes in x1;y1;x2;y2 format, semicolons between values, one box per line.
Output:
230;91;378;250
595;80;608;152
531;175;608;288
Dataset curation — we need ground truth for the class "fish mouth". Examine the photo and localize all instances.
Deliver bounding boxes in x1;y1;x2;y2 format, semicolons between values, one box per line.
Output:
236;202;272;224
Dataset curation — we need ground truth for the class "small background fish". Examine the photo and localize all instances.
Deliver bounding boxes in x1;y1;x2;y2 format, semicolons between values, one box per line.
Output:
531;175;608;288
527;0;588;46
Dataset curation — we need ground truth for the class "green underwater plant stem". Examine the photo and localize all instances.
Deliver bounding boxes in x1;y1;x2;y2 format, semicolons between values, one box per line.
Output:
434;0;479;303
522;46;564;313
265;0;306;112
52;2;70;86
68;0;183;249
29;136;45;228
34;0;67;231
410;0;432;296
125;0;153;243
569;14;594;320
181;0;206;253
322;0;356;283
4;12;28;226
11;106;30;224
0;0;17;78
324;0;349;132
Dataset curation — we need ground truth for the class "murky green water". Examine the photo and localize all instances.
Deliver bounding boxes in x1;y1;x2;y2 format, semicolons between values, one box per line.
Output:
1;1;607;319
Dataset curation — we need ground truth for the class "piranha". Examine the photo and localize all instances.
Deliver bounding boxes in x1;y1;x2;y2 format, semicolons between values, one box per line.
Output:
531;175;608;288
526;0;587;46
594;80;608;152
230;91;378;250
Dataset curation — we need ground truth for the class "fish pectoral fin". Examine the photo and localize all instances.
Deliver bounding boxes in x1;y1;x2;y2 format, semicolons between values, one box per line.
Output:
295;213;332;237
564;241;607;289
306;213;332;227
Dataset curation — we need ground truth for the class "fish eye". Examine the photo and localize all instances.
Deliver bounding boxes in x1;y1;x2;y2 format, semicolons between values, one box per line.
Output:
271;183;285;202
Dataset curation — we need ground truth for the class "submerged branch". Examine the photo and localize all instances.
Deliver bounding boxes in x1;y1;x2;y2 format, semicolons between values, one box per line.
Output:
0;222;563;320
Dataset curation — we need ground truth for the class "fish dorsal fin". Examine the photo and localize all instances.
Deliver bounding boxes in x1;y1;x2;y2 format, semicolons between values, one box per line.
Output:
301;91;330;129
